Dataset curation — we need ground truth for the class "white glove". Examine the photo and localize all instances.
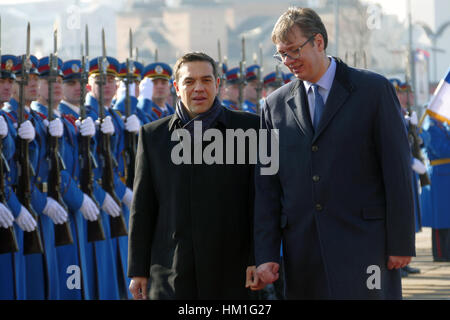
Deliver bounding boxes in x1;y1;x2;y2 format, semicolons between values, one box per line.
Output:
117;82;136;99
48;118;64;137
412;158;427;175
0;203;14;228
0;115;8;139
122;187;133;209
139;77;153;100
15;206;37;232
18;120;36;142
409;111;419;126
75;117;96;137
125;114;140;133
96;116;115;135
42;197;68;225
102;193;120;217
79;194;99;221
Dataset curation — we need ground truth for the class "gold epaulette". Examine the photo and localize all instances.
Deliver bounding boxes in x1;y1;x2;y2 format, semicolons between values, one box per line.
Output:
430;158;450;166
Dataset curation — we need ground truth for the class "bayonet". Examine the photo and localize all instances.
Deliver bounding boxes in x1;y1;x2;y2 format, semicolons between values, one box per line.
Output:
97;28;128;238
47;25;74;247
17;22;43;254
79;24;105;242
238;36;246;110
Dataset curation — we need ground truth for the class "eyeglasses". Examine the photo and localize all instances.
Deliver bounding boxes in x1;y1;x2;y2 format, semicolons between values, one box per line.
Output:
273;35;316;62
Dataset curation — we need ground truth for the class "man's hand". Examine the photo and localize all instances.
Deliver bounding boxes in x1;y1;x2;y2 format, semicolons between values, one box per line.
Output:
256;262;280;285
129;277;148;300
245;266;266;291
387;256;412;270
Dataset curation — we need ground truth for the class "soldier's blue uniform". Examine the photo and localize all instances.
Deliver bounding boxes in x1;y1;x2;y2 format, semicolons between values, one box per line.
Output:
114;61;152;125
420;114;450;261
242;64;260;114
3;54;55;299
390;79;422;234
137;62;174;119
59;59;118;299
221;67;240;111
85;56;129;299
0;54;28;300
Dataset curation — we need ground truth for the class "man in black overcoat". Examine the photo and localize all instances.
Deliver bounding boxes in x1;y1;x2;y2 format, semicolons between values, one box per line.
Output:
128;52;260;299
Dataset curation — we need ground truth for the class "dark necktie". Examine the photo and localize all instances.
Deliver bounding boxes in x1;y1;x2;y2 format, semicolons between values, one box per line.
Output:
312;84;324;131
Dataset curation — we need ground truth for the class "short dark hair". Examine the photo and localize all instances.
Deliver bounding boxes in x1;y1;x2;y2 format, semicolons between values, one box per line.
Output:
173;52;218;82
272;7;328;50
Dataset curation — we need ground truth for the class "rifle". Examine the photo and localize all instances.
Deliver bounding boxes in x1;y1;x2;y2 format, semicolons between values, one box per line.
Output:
79;25;105;242
255;44;263;114
217;39;225;100
0;145;18;254
238;37;246;110
17;23;43;254
47;27;73;246
124;28;137;189
405;77;431;187
0;16;19;254
274;64;283;88
97;29;127;238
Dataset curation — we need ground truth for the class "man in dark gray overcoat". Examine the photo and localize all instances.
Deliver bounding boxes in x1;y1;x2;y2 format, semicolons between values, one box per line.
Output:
254;7;416;299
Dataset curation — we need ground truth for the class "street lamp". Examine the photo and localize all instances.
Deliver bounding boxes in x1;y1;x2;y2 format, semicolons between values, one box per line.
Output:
415;20;450;82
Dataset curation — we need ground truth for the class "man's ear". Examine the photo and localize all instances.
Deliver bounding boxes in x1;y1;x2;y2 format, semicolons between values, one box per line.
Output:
315;33;325;52
216;77;220;91
173;80;180;97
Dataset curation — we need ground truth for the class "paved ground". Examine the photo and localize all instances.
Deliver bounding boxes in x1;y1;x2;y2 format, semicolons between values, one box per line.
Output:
402;227;450;300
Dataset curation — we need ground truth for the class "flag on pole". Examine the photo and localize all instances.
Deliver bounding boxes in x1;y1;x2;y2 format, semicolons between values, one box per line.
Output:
426;67;450;124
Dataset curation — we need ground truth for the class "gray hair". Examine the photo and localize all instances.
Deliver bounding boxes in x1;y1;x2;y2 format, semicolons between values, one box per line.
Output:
271;7;328;50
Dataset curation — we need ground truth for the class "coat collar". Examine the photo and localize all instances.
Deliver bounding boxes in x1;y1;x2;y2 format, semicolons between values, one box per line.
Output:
168;102;229;132
285;57;354;142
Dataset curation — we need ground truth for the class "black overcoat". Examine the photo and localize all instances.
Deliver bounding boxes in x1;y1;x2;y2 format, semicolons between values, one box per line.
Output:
128;108;259;299
254;59;416;299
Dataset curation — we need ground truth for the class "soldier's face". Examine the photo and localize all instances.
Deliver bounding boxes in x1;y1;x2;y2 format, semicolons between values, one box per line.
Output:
63;80;82;104
152;78;170;100
223;83;239;103
397;91;414;109
174;61;219;118
88;74;118;103
12;74;39;101
244;80;258;101
38;76;63;105
0;78;14;103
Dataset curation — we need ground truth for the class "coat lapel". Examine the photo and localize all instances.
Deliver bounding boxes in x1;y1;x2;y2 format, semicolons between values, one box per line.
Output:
286;79;314;138
312;58;353;143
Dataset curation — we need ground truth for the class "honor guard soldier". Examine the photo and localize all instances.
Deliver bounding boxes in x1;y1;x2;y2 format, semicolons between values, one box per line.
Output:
390;78;424;276
221;67;240;111
242;64;261;113
263;71;285;97
114;61;152;125
137;62;174;120
87;55;133;299
57;59;106;299
4;54;57;300
420;70;450;262
0;54;34;300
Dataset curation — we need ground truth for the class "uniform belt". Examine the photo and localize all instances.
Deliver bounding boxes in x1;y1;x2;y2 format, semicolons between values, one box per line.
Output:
430;158;450;166
36;182;48;193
